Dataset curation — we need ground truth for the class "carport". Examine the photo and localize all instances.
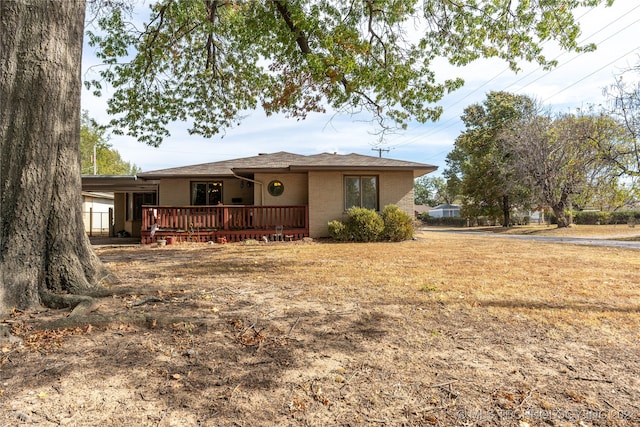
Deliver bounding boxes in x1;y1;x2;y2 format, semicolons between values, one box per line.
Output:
81;175;159;238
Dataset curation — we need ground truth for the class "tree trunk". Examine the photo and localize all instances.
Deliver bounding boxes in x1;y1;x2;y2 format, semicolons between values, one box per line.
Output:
551;196;572;228
501;194;510;227
0;0;110;316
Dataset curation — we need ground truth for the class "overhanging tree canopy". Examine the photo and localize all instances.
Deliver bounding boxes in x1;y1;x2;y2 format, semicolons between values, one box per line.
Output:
86;0;603;146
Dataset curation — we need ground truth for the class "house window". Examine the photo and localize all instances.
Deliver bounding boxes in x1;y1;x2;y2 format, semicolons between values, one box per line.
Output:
267;180;284;197
191;181;223;205
127;192;156;221
344;176;378;210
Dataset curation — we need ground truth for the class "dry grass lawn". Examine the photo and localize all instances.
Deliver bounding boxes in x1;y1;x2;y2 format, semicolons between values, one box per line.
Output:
1;225;639;426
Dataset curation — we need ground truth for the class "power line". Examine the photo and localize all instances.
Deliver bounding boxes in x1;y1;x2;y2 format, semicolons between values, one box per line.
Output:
388;3;640;153
502;5;640;93
511;16;640;95
543;45;640;103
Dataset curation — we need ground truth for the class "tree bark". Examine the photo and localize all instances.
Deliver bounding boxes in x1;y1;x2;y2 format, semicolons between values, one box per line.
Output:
0;0;111;316
501;194;510;227
551;196;572;228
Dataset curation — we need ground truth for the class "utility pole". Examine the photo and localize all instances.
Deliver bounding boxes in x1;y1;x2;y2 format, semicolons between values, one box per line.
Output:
92;144;97;175
371;147;390;158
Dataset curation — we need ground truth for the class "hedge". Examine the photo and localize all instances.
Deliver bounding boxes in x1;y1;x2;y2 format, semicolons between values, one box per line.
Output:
419;214;468;227
328;205;414;242
573;210;640;225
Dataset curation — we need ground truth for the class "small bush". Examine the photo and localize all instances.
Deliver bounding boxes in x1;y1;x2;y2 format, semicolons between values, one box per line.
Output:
381;205;414;241
345;207;384;242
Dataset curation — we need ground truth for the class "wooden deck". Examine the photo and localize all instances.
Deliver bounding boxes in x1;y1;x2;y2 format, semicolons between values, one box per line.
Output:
141;205;309;244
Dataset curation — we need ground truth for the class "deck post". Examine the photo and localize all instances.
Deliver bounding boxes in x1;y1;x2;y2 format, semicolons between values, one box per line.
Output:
223;206;229;230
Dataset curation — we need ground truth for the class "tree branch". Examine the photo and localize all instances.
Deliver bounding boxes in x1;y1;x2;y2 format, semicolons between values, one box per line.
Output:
271;1;383;123
204;0;219;72
142;2;171;76
272;0;311;55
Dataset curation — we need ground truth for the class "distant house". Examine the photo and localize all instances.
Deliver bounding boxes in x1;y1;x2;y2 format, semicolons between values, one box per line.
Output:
428;204;461;218
82;151;437;242
81;191;114;236
414;205;431;218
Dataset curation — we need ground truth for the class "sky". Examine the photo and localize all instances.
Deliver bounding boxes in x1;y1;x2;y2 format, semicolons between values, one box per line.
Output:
80;0;640;176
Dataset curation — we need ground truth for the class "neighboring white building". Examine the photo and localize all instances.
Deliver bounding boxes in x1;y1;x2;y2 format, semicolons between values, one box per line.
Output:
428;204;460;218
82;191;114;236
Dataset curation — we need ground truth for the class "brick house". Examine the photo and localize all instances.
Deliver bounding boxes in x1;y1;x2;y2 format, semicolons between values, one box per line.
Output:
82;151;437;243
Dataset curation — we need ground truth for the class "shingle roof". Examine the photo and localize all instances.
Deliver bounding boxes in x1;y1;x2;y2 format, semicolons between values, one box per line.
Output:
137;151;437;178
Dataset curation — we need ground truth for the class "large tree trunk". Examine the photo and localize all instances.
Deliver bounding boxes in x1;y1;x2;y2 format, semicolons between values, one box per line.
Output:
551;196;572;228
0;0;110;316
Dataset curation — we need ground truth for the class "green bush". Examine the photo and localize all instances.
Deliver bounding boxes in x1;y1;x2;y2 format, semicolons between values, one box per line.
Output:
328;220;349;241
328;205;416;242
609;210;640;225
345;206;384;242
572;210;640;225
381;205;414;241
535;210;640;226
573;211;610;225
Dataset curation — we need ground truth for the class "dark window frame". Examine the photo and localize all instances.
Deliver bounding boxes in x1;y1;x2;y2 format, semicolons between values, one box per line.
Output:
191;181;223;205
344;175;379;211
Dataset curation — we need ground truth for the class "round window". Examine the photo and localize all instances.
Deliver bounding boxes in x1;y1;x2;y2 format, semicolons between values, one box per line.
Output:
267;180;284;197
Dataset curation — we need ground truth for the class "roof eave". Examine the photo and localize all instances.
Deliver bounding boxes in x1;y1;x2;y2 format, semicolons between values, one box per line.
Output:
413;166;438;178
288;165;438;176
81;175;160;192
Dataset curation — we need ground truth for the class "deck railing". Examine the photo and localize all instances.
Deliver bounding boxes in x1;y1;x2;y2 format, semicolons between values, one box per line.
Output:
141;205;309;243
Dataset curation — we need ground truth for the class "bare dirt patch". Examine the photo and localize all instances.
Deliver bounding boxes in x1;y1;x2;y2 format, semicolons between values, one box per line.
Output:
1;231;639;426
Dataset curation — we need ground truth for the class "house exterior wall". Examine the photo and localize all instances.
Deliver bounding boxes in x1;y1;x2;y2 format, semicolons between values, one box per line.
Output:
308;170;416;238
429;204;461;218
253;173;308;206
429;208;460;218
308;171;344;238
379;171;415;216
159;179;189;205
224;178;255;205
